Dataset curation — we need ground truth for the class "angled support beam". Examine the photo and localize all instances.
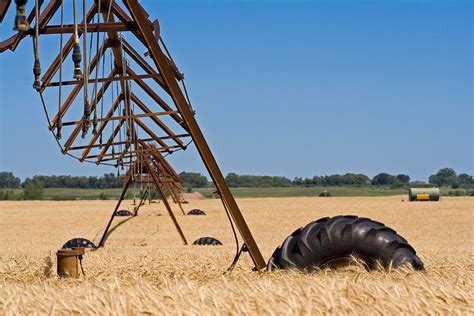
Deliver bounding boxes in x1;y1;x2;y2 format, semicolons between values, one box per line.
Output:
127;67;186;131
0;0;11;24
124;0;266;270
147;146;181;181
121;38;169;93
145;157;188;245
95;115;126;163
134;117;172;154
51;43;111;128
110;1;148;47
98;175;132;248
163;178;186;216
63;69;116;151
80;94;123;159
131;92;185;148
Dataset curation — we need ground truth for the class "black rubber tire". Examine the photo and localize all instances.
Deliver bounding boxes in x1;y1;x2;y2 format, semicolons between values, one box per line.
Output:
267;215;424;271
187;209;206;216
115;210;133;217
193;236;222;246
62;238;96;249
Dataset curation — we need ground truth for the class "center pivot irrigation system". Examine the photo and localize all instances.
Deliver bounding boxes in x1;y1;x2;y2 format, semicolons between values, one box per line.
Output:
0;0;424;272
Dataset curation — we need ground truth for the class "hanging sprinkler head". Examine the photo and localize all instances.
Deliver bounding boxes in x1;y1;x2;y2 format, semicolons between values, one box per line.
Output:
92;115;99;135
72;43;83;80
56;120;63;140
81;120;90;138
13;2;29;31
33;59;41;91
72;0;82;80
32;0;41;91
81;100;91;138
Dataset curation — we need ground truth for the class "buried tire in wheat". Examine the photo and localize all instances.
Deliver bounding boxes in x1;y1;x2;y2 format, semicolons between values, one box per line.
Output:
267;215;424;271
115;210;133;217
62;238;96;249
193;237;222;246
187;209;206;216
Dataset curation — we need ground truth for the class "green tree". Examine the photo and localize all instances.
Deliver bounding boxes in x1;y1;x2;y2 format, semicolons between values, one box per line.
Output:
372;173;397;185
396;174;410;184
428;168;457;187
225;173;292;187
179;172;209;188
1;190;18;200
0;172;21;188
23;181;44;200
458;173;473;184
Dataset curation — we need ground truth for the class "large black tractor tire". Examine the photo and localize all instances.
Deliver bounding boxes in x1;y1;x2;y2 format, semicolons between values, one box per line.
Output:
267;215;424;271
62;238;97;249
192;236;223;246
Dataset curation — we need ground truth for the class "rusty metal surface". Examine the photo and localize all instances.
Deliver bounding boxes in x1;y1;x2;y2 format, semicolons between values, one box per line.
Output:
56;248;84;278
0;0;12;24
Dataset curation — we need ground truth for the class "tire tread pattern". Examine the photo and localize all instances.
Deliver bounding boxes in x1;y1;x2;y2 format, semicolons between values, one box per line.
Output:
192;236;222;246
187;209;206;216
267;215;424;271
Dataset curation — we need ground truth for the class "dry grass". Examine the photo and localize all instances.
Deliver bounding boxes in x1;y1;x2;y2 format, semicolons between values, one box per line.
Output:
0;196;472;315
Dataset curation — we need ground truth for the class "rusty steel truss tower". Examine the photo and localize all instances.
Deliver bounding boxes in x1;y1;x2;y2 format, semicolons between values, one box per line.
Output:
0;0;266;269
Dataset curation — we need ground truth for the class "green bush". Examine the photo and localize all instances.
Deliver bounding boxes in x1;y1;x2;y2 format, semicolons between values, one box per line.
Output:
390;182;407;189
23;181;44;200
448;190;465;197
50;195;75;201
0;190;20;200
149;189;159;200
319;190;331;197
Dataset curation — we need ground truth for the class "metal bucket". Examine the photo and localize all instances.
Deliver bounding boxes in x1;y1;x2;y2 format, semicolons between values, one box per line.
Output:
56;247;85;278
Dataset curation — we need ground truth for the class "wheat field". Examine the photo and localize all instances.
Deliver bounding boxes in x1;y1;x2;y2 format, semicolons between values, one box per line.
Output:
0;196;472;315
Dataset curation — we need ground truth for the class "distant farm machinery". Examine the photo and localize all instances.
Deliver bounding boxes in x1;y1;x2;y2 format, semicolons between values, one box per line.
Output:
409;187;440;202
0;0;424;272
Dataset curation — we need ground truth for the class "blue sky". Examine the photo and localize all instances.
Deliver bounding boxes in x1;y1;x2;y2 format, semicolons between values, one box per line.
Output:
0;0;472;181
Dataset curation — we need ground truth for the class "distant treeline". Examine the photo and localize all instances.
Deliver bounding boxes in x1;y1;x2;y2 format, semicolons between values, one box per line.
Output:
0;168;472;191
0;172;123;189
179;168;473;189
